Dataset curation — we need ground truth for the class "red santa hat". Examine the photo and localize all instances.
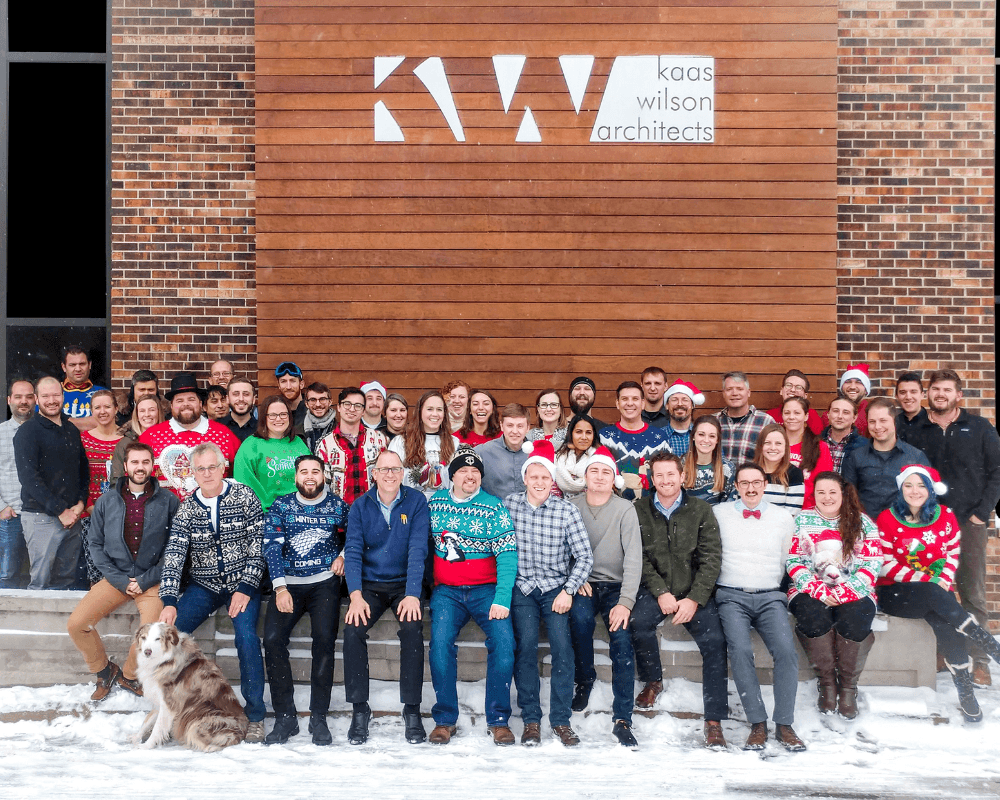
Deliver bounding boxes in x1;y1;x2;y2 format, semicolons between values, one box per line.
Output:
896;464;947;496
583;445;626;490
521;439;556;480
839;364;871;394
663;380;705;406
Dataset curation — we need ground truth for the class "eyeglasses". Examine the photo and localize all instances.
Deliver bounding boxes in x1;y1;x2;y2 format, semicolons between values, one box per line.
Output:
538;403;561;410
195;464;224;475
782;382;807;392
736;480;766;489
340;401;365;410
274;362;302;378
373;466;403;475
266;412;289;420
305;397;330;405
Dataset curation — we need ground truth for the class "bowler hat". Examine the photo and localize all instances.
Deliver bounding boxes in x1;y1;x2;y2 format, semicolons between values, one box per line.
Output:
164;372;207;401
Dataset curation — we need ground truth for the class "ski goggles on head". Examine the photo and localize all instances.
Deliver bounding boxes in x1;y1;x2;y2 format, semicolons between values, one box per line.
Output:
274;361;303;378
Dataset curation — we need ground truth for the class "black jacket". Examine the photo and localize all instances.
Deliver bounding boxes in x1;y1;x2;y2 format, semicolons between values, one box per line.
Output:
13;413;89;516
900;409;1000;523
88;477;180;593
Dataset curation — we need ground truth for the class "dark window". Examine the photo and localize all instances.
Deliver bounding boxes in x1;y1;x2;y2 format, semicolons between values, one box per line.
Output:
6;325;108;387
7;2;107;54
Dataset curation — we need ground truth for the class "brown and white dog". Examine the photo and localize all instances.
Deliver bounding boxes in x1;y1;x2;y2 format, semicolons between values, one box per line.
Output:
132;621;249;751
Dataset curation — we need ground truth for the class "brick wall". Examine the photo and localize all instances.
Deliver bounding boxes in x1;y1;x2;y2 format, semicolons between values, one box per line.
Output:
836;0;995;412
110;0;256;389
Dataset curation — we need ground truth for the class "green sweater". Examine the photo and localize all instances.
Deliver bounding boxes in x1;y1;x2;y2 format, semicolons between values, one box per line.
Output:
633;491;722;607
233;435;310;511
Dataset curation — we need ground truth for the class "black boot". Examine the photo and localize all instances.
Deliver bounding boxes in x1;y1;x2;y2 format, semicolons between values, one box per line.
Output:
571;681;594;713
308;712;333;746
945;660;983;723
348;703;371;745
958;616;1000;663
265;714;300;745
402;703;426;744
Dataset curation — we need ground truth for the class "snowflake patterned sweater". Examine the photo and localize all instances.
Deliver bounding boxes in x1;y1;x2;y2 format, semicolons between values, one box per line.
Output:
786;508;883;605
264;489;350;587
428;487;517;609
875;505;961;591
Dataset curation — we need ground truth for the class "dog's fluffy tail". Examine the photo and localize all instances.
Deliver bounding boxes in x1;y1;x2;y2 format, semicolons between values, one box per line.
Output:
184;714;249;753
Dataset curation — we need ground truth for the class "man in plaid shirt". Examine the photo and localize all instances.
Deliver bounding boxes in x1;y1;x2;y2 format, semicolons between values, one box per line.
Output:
504;440;593;748
714;371;775;464
317;387;388;505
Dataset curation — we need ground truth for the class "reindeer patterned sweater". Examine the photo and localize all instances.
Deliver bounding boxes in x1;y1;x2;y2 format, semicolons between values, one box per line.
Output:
427;487;517;609
786;508;882;605
875;505;961;591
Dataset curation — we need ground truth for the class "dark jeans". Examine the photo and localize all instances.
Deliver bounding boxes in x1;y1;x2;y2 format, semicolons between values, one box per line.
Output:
429;583;515;727
630;590;729;721
955;519;989;666
511;586;574;728
877;582;970;665
263;576;342;716
789;593;876;642
0;516;26;588
342;581;424;705
175;583;265;722
568;581;635;722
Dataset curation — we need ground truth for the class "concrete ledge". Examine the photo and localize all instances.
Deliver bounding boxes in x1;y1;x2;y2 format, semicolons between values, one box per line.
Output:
0;589;936;690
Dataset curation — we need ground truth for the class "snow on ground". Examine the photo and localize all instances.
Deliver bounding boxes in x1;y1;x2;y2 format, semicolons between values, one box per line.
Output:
1;668;998;800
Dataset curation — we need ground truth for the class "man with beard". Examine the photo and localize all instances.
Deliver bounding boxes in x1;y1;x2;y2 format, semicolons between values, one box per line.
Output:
262;455;350;746
568;376;608;431
139;373;240;500
66;442;179;700
221;378;258;442
275;361;307;432
901;368;1000;686
13;376;90;589
0;379;35;587
302;382;337;453
361;380;389;433
661;380;705;457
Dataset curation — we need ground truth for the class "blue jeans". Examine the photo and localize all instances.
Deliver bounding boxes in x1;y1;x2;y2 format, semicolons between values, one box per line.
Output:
568;581;635;722
511;586;574;727
0;515;26;588
174;583;265;722
716;587;798;725
430;584;515;727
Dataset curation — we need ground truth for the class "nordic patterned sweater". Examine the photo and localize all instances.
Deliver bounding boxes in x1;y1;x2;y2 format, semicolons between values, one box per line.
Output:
875;505;961;591
159;479;265;605
599;423;671;501
786;508;882;605
264;489;350;587
428;487;518;609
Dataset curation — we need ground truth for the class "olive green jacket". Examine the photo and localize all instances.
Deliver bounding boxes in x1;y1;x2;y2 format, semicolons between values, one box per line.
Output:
633;491;722;607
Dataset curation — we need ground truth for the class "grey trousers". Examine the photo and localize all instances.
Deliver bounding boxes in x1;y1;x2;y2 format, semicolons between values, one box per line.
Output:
955;518;989;667
21;511;82;590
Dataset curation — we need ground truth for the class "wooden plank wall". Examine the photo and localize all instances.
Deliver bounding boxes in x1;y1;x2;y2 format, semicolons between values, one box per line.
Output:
255;0;839;419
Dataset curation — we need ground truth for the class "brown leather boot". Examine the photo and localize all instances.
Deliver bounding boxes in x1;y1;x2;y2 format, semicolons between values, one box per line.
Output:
774;724;807;751
520;722;541;746
635;680;663;709
742;722;768;751
90;661;121;702
796;629;837;714
973;663;992;687
551;725;580;747
703;721;726;749
429;724;456;744
488;725;515;746
835;631;875;719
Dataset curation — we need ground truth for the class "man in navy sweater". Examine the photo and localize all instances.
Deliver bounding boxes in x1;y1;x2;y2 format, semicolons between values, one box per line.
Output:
342;449;430;745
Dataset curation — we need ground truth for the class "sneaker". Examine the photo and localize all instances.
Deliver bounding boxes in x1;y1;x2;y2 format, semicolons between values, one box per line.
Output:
308;713;333;746
265;714;300;745
612;720;638;749
551;725;580;747
635;680;662;710
116;672;143;698
429;724;457;745
487;725;516;746
521;722;541;746
90;661;121;702
774;724;807;752
743;722;768;751
245;720;266;744
571;681;594;713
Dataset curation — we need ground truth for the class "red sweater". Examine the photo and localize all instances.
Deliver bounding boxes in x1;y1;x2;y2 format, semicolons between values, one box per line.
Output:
139;417;240;500
789;440;834;509
875;505;961;591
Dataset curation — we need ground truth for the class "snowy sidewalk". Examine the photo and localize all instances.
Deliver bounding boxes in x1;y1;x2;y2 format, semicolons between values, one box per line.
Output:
1;671;998;800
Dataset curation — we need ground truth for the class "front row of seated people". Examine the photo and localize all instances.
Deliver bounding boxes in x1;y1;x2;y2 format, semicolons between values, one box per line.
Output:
65;439;1000;749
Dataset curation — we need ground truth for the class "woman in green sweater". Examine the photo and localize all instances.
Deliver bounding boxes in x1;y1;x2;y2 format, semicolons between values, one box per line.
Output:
234;394;309;510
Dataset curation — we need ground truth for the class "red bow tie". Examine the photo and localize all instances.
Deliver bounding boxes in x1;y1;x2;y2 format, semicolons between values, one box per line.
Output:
743;509;761;519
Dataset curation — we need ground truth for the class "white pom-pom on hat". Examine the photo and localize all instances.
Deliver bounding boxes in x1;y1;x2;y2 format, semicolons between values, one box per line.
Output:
895;463;947;496
521;439;557;480
663;380;705;406
839;364;871;394
583;446;626;490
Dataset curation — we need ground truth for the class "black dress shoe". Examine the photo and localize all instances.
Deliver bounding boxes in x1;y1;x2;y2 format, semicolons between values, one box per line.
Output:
402;706;426;744
348;705;371;745
265;714;300;745
309;713;333;746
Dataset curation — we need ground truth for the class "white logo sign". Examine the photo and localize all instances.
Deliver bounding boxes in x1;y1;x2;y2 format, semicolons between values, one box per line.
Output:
373;55;714;144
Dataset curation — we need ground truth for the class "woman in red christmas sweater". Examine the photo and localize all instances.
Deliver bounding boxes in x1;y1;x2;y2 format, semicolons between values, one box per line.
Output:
876;464;1000;723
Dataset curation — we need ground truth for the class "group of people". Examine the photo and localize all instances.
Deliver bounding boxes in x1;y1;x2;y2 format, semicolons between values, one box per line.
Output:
2;348;999;748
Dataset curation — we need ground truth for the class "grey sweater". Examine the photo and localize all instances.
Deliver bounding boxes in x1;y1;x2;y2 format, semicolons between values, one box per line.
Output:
569;493;642;610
